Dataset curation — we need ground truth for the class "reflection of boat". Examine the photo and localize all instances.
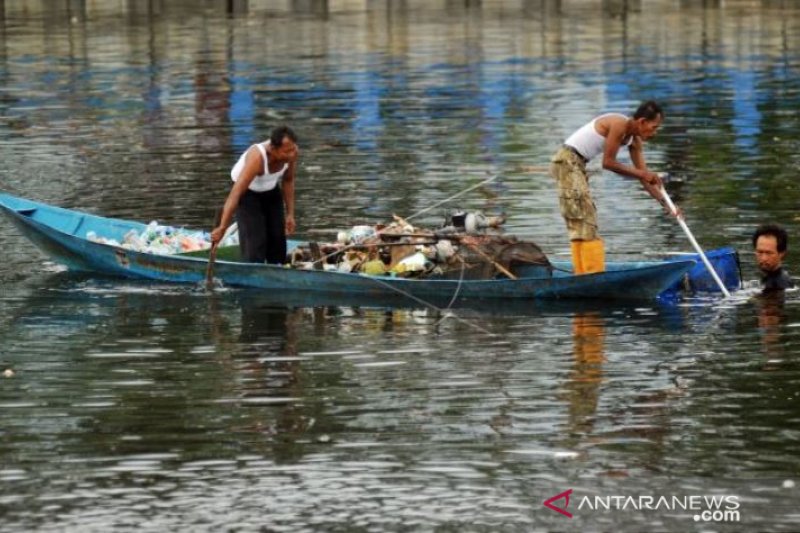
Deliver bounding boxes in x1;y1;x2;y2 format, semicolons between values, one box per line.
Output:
1;192;697;301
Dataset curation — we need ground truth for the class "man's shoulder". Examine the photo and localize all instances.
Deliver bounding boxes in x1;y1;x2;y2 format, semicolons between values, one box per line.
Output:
763;267;794;290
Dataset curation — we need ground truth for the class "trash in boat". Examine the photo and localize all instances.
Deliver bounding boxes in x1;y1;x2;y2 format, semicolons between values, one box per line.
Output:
288;212;551;280
337;225;376;244
87;221;238;255
391;251;432;274
447;210;506;234
83;209;550;280
361;259;387;275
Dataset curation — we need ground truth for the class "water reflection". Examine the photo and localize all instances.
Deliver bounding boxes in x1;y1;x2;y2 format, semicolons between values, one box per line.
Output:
2;274;800;529
559;306;690;476
564;312;606;438
755;290;790;358
0;278;348;467
225;298;327;462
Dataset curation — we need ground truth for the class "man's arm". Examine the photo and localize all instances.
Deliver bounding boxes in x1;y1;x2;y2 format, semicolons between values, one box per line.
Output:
597;116;669;210
629;137;668;205
628;136;647;171
601;119;657;184
282;160;296;235
210;148;261;245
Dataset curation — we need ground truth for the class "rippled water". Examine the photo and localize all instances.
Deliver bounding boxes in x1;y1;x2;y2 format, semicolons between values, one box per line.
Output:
2;1;800;531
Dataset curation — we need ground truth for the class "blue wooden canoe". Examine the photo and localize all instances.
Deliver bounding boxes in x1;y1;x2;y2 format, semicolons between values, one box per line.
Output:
0;192;701;301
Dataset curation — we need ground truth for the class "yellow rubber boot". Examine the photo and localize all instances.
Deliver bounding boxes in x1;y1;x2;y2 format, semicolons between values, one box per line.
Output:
570;241;584;274
581;239;606;274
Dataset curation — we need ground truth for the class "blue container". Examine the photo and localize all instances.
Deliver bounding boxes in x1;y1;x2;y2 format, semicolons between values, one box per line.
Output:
660;246;741;297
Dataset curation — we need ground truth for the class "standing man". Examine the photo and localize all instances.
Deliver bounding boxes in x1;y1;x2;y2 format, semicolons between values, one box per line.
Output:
211;126;299;264
752;223;794;291
550;101;668;274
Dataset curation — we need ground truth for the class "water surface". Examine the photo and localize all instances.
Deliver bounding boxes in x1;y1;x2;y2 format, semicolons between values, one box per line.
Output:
1;1;800;531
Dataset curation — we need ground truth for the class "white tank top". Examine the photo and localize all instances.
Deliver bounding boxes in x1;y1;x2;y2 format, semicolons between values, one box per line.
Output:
230;141;288;192
564;113;632;162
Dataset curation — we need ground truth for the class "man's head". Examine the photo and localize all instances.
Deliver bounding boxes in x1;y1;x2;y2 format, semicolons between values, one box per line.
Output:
632;100;663;141
752;223;788;273
270;125;299;160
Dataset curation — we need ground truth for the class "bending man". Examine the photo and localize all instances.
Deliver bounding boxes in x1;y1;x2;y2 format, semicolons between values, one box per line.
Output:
550;101;667;274
211;126;299;264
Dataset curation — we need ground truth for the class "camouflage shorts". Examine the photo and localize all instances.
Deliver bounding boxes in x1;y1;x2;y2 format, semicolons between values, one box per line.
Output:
550;147;599;241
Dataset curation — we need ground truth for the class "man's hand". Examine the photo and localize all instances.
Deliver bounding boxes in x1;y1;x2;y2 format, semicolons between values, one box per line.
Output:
210;226;225;246
640;170;663;189
285;214;296;235
642;180;682;218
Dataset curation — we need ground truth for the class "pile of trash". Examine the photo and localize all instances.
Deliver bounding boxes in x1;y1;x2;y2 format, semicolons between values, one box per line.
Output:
87;221;238;255
289;211;552;280
83;210;551;280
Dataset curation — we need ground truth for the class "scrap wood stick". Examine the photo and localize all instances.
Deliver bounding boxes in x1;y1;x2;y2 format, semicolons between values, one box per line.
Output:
464;243;518;280
383;232;461;240
306;199;474;266
392;213;414;227
381;231;517;278
369;241;437;247
306;228;339;235
205;243;219;288
205;208;224;289
308;241;324;270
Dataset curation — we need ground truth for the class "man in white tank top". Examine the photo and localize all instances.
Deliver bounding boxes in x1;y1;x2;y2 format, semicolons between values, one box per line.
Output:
549;101;668;274
211;126;299;264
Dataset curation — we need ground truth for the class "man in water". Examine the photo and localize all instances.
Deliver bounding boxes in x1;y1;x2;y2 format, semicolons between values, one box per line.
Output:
550;100;669;274
752;223;794;291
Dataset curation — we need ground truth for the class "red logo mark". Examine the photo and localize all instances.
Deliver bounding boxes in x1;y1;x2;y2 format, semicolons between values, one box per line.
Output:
543;489;573;518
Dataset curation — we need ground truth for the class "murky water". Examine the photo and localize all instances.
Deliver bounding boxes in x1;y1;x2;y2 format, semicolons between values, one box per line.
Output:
1;1;800;531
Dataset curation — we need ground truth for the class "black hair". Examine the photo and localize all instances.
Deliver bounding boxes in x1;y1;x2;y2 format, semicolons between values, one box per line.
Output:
752;223;788;253
270;125;298;148
633;101;663;121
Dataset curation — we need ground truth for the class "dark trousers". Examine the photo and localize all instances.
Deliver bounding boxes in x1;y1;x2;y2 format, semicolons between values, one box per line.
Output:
236;187;286;264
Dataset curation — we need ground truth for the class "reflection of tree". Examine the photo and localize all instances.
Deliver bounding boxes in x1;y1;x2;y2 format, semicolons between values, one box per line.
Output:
601;0;641;20
194;52;231;154
226;0;248;15
0;0;10;134
290;0;329;18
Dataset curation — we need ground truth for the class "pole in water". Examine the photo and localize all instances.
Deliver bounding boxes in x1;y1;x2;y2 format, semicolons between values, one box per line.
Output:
206;208;225;290
205;243;219;289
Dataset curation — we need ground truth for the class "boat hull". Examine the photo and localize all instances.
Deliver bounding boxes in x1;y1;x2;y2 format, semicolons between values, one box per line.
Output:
0;193;697;301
